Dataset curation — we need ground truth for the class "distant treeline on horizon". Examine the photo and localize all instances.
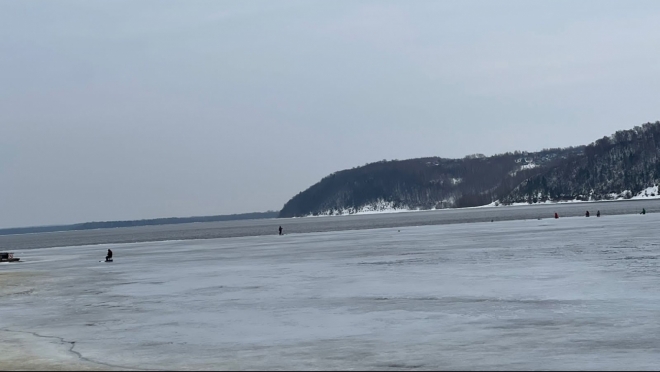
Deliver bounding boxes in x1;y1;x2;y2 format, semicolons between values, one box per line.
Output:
0;211;280;236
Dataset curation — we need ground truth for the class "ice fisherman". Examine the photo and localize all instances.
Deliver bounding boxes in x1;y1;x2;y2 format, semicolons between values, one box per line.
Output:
278;226;283;235
106;249;113;261
641;208;646;215
597;210;601;217
585;211;590;217
554;212;559;219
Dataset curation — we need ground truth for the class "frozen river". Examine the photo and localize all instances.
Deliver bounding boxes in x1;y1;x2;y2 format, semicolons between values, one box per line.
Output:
2;213;660;370
2;198;659;250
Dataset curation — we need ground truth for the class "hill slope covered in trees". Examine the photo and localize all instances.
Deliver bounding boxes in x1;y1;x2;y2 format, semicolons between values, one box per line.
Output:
279;122;660;218
503;122;660;204
279;148;584;217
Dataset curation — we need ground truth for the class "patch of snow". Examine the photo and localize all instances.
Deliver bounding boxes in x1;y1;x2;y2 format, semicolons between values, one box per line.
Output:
451;177;462;185
485;199;603;207
484;186;660;207
509;162;538;176
304;186;660;217
311;199;427;217
519;163;538;170
631;185;660;199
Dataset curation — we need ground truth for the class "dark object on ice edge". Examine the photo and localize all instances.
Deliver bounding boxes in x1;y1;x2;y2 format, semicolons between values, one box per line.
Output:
0;252;20;262
278;226;283;235
597;210;601;217
105;249;113;262
585;211;590;217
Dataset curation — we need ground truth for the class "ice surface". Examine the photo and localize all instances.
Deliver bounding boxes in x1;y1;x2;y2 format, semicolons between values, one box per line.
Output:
3;214;660;370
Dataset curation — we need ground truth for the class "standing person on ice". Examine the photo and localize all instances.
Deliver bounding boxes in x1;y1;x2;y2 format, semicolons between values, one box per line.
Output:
597;210;601;217
278;226;283;235
585;211;590;217
554;212;559;219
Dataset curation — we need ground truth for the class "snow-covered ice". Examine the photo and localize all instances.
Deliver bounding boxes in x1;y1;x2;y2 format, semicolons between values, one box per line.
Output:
3;213;660;370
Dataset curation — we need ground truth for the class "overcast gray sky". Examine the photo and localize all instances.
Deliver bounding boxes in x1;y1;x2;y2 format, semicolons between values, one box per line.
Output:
2;0;660;228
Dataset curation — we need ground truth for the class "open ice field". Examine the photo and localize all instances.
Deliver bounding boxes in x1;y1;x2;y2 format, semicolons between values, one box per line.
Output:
3;213;660;370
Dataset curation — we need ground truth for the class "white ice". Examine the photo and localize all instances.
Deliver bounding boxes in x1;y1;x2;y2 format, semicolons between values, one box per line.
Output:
3;214;660;370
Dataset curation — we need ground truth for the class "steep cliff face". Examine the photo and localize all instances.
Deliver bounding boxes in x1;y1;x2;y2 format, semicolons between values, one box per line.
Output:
278;147;583;217
502;122;660;204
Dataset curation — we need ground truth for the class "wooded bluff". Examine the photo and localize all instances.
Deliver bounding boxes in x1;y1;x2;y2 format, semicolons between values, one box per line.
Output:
279;122;660;217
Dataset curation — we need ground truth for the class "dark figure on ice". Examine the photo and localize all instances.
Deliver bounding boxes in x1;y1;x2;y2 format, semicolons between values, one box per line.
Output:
106;249;113;261
278;226;283;235
641;208;646;215
585;211;590;217
554;212;559;219
597;210;601;217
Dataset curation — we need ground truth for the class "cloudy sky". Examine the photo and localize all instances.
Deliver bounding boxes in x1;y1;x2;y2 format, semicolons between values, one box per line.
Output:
2;0;660;228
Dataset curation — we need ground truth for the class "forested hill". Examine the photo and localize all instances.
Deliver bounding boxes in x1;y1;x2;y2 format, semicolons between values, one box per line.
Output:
279;121;660;218
279;147;584;217
503;122;660;204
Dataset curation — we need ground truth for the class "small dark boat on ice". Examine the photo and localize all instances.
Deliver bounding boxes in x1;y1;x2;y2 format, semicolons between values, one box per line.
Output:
0;252;20;262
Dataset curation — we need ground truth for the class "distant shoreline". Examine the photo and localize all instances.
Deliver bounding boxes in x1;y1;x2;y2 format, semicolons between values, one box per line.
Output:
0;211;279;237
299;196;657;218
5;196;656;236
2;198;658;251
